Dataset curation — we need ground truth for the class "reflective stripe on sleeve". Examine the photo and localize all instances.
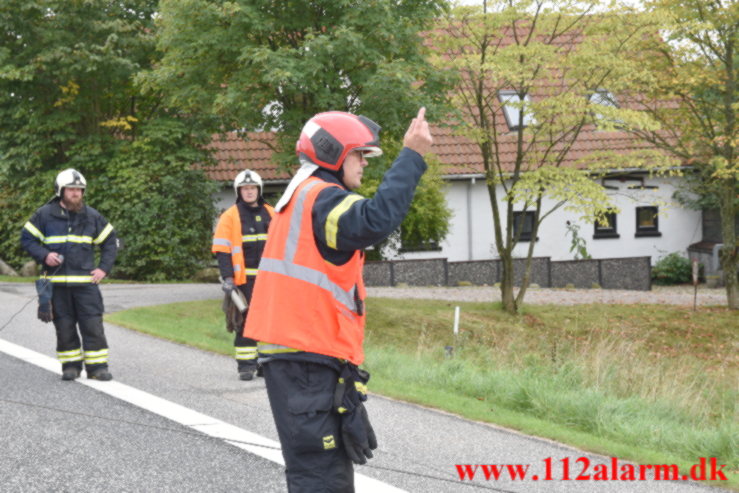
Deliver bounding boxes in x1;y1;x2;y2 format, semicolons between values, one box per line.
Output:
93;223;114;244
212;238;232;248
245;268;258;276
23;222;45;241
325;194;363;249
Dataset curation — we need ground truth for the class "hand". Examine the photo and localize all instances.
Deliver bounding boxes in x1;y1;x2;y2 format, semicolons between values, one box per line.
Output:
402;107;433;156
221;277;235;293
91;268;107;284
45;252;63;267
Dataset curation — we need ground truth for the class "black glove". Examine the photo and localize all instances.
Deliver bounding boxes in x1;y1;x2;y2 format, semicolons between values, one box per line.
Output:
221;277;235;293
341;402;377;465
35;279;53;323
37;303;53;323
334;365;377;465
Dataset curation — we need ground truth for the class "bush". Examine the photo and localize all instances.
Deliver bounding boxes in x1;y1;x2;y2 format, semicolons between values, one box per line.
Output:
652;252;692;285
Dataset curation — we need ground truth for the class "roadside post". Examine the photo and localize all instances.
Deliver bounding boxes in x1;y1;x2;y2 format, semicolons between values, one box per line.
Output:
692;259;699;312
445;305;460;358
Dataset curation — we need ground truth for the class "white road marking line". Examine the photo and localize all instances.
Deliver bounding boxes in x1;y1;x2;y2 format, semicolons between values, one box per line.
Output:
0;338;405;493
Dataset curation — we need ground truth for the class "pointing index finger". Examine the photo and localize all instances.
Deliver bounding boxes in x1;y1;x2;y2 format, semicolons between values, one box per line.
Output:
417;107;426;121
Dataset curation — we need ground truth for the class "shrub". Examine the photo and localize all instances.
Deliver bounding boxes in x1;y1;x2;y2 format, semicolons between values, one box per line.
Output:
652;252;692;285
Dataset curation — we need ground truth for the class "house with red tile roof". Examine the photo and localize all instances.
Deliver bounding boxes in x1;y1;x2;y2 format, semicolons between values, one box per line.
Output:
201;17;708;270
202;121;703;268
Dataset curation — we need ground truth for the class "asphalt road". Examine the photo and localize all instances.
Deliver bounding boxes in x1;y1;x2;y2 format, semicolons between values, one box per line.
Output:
0;282;726;492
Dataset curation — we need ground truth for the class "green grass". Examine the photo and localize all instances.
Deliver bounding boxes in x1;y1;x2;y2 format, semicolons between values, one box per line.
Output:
107;297;738;489
0;275;35;283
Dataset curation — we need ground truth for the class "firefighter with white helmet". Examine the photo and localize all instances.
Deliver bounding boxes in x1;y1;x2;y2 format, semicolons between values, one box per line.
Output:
244;108;433;491
212;169;274;380
20;168;118;381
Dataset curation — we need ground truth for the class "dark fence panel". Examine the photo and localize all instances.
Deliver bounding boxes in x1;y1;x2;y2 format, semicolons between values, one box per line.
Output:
512;257;551;287
448;260;498;286
600;257;651;291
364;256;651;290
392;258;448;286
551;260;600;288
363;261;394;287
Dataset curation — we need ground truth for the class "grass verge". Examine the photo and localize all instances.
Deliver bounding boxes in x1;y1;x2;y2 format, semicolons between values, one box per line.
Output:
106;296;738;489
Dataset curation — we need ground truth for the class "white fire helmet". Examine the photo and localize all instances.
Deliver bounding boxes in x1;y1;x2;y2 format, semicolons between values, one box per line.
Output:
54;168;87;197
233;169;263;198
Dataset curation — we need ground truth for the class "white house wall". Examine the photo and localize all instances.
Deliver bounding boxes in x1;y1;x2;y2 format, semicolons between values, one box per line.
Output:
397;175;702;265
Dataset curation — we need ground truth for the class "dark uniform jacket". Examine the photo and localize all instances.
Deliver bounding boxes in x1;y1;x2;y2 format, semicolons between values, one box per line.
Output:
21;198;117;284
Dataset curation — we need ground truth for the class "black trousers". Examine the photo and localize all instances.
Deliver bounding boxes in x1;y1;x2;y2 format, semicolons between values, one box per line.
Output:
264;359;354;493
232;280;258;372
52;284;109;372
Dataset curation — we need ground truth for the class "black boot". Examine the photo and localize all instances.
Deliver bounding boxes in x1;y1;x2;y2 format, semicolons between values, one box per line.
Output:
239;369;256;381
88;368;113;381
61;367;81;381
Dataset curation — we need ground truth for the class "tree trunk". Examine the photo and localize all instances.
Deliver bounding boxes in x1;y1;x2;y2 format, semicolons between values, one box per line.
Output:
499;251;517;313
718;179;738;309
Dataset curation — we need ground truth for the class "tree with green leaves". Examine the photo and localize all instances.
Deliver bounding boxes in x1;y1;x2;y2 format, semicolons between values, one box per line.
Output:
430;1;672;313
142;0;453;254
0;0;217;280
620;0;738;309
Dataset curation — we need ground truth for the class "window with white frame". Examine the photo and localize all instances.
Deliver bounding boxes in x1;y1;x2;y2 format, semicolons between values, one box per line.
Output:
589;89;622;127
499;90;535;131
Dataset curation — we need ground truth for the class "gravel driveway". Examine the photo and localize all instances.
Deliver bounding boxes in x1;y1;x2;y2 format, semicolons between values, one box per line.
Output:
367;284;728;306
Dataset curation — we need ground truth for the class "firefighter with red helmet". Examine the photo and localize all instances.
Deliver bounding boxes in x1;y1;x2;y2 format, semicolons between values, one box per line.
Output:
20;169;118;381
212;169;274;380
245;108;433;491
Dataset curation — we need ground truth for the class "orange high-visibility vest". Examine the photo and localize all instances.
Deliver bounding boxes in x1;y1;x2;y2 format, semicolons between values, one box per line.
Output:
212;203;274;286
243;177;367;364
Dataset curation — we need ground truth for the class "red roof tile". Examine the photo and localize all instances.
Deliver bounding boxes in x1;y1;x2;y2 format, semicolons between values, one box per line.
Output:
202;132;291;183
202;23;668;182
203;124;663;182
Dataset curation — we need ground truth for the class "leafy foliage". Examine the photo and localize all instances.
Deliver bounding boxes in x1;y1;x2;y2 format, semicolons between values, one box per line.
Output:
143;0;455;253
358;140;452;259
565;221;591;260
145;0;452;153
652;252;692;285
0;0;217;279
430;1;665;312
621;0;738;307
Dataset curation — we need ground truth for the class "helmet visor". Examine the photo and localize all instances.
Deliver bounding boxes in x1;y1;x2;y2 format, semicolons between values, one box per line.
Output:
354;146;383;158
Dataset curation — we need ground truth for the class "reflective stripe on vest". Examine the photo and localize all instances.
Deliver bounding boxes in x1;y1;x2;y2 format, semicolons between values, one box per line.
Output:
244;178;366;364
42;275;94;283
256;342;300;354
43;234;93;245
256;181;359;314
242;233;268;242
